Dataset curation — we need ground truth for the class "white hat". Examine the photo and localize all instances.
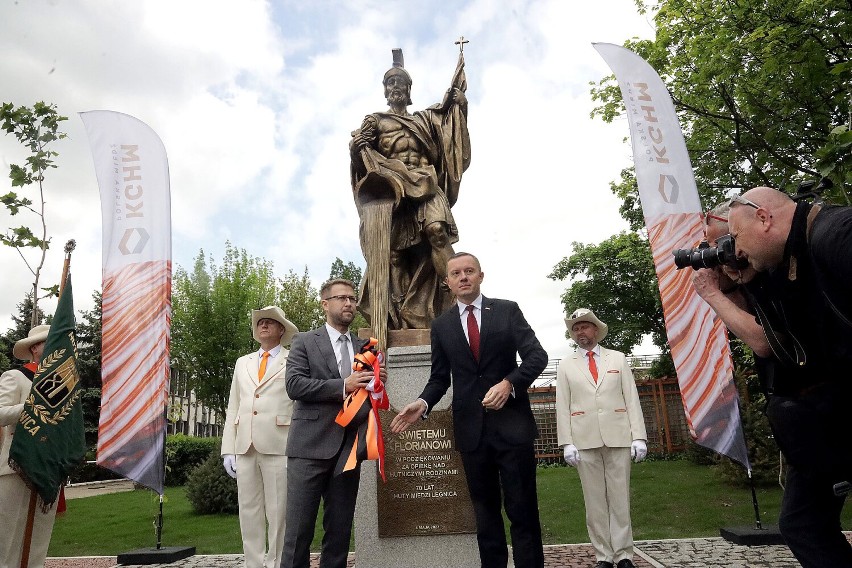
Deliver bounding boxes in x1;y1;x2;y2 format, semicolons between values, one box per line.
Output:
13;324;51;361
565;308;608;344
251;306;298;346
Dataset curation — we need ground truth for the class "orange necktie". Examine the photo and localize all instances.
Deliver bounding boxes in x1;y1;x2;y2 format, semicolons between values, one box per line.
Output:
587;351;598;383
258;351;270;380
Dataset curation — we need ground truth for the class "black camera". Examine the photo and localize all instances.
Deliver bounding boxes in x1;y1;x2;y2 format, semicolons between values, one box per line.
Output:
673;234;749;271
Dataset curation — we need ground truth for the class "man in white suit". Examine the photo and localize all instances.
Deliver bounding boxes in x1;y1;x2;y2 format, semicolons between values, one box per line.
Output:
222;306;298;568
555;309;647;568
0;324;54;568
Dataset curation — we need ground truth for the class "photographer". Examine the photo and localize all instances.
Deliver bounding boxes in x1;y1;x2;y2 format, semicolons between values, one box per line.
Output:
721;186;852;566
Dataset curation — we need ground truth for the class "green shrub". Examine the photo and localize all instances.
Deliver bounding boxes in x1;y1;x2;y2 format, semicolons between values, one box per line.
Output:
165;434;221;486
185;452;238;514
715;361;780;486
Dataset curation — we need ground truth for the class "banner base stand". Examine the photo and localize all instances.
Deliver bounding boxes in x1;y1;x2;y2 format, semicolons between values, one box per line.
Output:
720;525;784;546
117;545;195;565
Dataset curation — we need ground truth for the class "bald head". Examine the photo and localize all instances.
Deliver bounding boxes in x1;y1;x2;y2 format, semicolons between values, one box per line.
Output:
728;186;797;272
740;186;795;209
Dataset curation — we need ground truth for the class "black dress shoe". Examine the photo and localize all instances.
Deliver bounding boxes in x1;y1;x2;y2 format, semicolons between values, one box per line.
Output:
616;560;636;568
595;562;614;568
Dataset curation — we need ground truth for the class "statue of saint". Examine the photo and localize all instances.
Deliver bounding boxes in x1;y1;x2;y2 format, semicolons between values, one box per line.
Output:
350;44;471;341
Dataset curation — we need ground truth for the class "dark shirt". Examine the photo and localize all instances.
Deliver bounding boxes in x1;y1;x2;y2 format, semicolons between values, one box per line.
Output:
745;201;852;392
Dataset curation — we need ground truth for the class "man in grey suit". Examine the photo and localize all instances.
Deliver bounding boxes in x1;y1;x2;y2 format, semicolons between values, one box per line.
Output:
280;278;386;568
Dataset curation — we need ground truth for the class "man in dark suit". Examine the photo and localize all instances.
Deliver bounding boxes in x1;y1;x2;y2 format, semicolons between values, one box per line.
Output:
391;252;548;568
280;278;384;568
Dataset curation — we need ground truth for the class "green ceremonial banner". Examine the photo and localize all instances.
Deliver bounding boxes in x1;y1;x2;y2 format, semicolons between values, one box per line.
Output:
9;274;86;507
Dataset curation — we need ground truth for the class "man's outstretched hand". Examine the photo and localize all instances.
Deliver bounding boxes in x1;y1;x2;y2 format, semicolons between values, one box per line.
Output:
390;400;427;433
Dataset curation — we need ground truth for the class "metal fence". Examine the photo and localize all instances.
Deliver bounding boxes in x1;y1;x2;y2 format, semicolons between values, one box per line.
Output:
529;358;691;462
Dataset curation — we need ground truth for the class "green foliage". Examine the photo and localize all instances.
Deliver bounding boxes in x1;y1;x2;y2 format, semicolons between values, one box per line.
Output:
2;294;47;363
76;290;102;390
278;266;324;334
79;388;102;448
164;434;220;486
648;352;676;379
50;486;244;556
592;0;852;206
815;125;852;204
715;356;781;486
549;232;665;354
328;257;368;332
171;242;331;415
0;101;68;328
185;452;239;514
684;439;719;466
171;243;283;417
329;257;363;287
46;461;852;556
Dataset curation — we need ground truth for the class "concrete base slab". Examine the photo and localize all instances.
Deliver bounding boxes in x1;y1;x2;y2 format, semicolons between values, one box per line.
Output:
116;546;195;565
720;525;785;546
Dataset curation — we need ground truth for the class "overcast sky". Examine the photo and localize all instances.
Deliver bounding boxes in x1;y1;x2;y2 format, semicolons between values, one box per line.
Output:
0;0;656;360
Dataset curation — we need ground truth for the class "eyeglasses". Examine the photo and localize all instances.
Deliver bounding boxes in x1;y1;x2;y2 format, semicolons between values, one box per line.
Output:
727;194;760;210
705;213;728;223
324;294;358;304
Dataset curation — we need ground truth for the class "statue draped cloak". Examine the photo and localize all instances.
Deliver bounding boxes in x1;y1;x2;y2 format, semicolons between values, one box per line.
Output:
351;60;470;330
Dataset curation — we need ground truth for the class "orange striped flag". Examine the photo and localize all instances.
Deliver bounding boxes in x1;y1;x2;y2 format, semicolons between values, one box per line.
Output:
81;111;172;493
595;44;749;469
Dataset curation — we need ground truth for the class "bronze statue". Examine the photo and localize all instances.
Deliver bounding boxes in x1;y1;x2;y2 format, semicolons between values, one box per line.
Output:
350;41;471;346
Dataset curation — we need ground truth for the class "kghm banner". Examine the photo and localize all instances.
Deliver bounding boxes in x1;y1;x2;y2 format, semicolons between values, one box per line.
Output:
81;110;172;494
9;273;86;508
593;43;750;469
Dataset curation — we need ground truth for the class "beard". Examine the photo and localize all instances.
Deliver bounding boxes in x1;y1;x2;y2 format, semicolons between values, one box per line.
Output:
386;89;408;106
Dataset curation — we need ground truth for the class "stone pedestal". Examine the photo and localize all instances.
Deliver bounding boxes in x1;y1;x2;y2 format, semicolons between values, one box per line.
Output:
353;339;482;568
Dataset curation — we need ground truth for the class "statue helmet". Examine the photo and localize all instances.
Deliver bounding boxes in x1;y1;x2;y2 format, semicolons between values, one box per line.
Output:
382;48;413;105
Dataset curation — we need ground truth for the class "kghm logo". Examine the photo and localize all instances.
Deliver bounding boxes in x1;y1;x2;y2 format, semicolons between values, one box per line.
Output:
119;227;150;255
119;144;148;255
657;174;680;204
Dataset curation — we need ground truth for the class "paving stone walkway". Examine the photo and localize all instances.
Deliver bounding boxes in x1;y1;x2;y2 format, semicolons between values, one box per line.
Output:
47;536;839;567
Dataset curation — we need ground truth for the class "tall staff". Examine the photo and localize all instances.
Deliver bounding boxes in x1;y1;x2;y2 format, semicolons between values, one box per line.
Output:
11;238;85;568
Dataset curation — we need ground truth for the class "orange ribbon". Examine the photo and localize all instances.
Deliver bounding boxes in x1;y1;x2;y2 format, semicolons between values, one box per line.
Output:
334;341;388;481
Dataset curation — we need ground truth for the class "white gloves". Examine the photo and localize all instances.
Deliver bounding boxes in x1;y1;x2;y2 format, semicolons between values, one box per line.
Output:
223;454;237;478
631;440;647;463
563;444;580;467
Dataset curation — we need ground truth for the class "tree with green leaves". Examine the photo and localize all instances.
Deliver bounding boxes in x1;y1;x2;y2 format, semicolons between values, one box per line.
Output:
171;243;326;417
277;267;324;334
554;0;851;357
75;291;103;448
591;0;852;209
565;0;851;479
549;232;664;355
76;290;102;389
328;257;368;333
171;244;280;417
1;102;68;328
1;294;47;364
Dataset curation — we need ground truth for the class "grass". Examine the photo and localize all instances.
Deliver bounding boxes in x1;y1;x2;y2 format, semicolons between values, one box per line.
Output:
50;460;852;556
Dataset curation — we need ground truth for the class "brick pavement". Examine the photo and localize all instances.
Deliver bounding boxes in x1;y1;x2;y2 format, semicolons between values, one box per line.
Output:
45;538;819;567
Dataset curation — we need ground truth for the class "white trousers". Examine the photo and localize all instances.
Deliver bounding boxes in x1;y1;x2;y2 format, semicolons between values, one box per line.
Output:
0;473;57;568
576;446;633;564
235;446;287;568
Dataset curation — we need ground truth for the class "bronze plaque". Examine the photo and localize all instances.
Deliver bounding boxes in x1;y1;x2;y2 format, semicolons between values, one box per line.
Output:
377;409;477;537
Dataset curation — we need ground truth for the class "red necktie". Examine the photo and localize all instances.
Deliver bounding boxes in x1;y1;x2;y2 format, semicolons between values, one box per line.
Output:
258;351;270;380
587;351;598;383
466;305;480;361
